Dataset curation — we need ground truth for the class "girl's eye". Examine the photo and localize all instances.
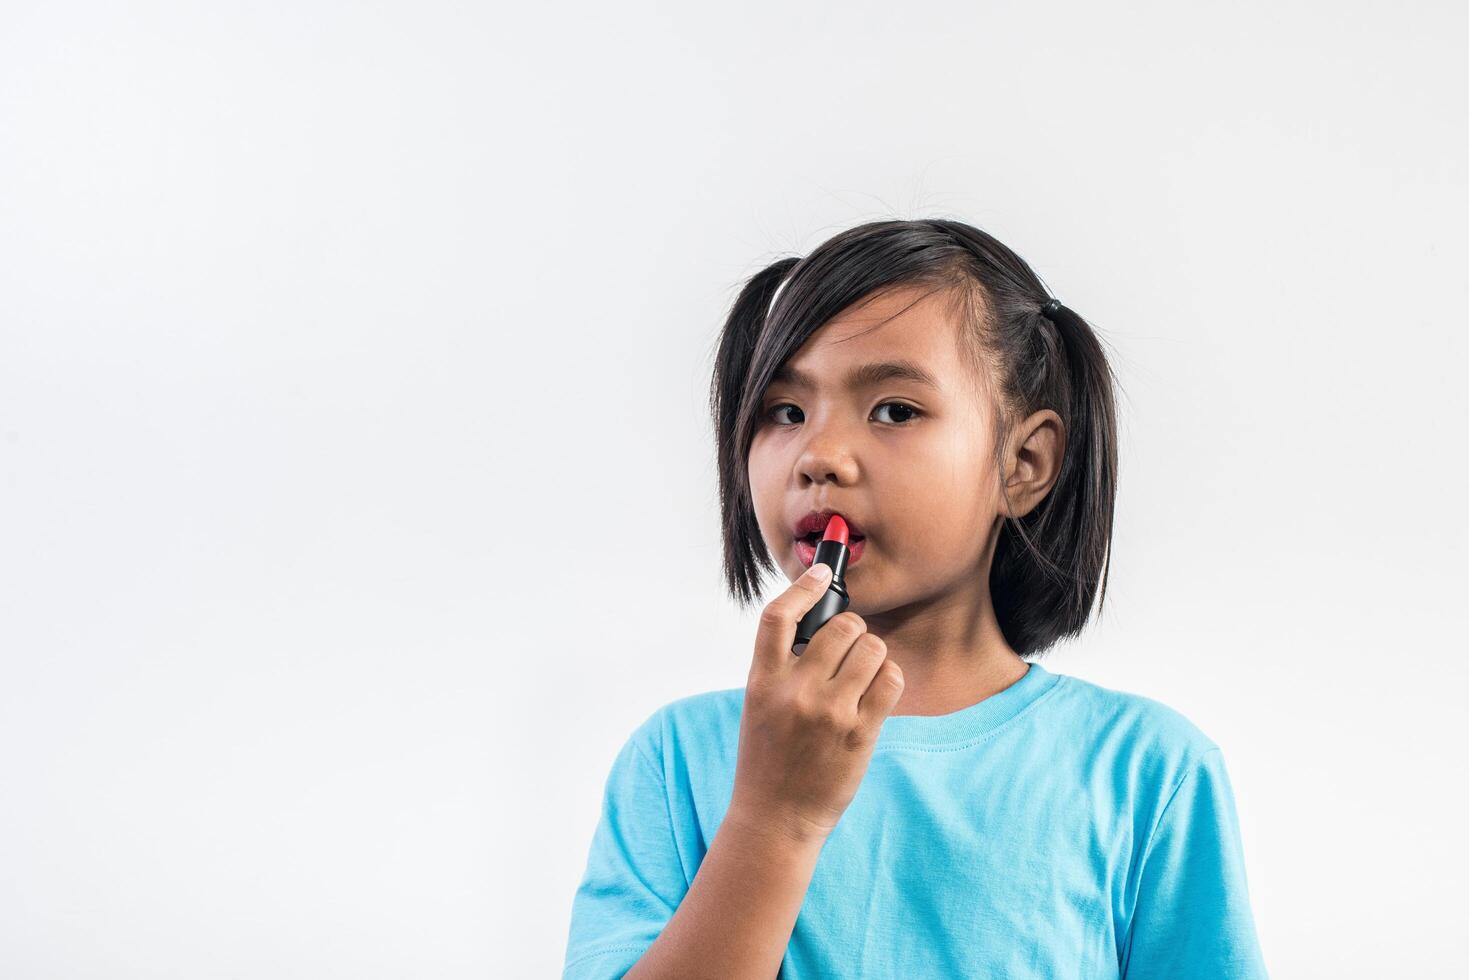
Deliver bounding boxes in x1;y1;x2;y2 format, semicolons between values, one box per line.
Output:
767;403;802;426
763;402;922;426
873;402;920;425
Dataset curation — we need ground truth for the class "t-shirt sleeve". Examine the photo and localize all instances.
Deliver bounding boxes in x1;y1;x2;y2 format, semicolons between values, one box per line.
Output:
562;718;690;980
1121;746;1270;980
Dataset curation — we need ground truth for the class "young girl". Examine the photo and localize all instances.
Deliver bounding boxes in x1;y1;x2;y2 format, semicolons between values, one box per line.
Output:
562;218;1269;979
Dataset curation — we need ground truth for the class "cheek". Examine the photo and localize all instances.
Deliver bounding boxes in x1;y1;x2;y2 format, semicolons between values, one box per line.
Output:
746;443;773;490
880;426;986;489
869;448;997;555
745;446;783;545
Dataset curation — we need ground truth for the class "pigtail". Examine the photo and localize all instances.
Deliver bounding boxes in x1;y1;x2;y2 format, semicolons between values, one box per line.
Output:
708;256;802;607
990;299;1120;657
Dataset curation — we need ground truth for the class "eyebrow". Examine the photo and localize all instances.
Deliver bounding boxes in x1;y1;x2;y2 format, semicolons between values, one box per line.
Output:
771;359;942;393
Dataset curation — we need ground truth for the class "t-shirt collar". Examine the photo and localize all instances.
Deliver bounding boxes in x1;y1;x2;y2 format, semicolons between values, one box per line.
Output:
875;661;1060;750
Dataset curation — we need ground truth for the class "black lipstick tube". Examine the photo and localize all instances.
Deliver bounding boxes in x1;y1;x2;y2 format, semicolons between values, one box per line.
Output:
792;538;851;653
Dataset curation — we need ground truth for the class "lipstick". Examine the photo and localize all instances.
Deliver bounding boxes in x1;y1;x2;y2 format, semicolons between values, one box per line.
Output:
793;514;852;654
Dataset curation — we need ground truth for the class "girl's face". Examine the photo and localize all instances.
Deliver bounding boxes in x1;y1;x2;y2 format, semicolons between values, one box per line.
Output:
747;284;1012;614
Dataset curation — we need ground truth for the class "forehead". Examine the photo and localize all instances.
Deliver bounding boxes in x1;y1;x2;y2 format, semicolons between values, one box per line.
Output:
774;284;971;389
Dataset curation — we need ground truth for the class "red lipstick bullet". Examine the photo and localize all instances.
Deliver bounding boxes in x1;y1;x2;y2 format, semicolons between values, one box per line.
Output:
793;515;852;654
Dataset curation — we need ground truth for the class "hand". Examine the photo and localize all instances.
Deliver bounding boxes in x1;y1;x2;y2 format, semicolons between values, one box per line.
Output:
728;562;905;844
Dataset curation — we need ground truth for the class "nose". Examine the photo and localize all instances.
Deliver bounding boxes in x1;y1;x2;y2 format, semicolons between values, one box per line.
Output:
794;413;860;486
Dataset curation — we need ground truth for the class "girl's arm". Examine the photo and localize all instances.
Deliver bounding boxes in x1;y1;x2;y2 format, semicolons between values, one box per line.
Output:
623;804;827;980
565;565;900;979
562;721;828;980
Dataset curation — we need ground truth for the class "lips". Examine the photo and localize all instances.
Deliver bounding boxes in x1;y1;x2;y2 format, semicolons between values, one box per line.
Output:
793;509;866;539
796;535;864;568
792;509;866;568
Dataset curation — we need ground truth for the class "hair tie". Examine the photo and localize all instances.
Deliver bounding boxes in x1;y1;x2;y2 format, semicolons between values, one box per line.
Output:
1040;299;1063;319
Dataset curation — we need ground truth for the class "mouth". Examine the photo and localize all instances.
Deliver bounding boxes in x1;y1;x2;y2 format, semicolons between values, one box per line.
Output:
792;510;867;539
794;528;866;568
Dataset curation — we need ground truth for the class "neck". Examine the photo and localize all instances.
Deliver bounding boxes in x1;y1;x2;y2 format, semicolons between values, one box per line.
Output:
861;583;1029;717
856;517;1028;717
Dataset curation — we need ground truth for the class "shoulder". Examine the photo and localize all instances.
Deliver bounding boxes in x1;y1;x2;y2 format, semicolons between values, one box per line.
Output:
1040;668;1222;789
621;686;746;764
1048;669;1219;755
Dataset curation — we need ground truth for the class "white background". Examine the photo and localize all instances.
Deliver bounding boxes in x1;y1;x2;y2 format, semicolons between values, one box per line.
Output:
3;1;1466;977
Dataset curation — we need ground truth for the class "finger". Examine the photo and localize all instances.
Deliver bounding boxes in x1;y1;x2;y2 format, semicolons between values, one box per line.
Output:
751;561;834;674
856;659;905;732
792;610;867;681
829;631;888;703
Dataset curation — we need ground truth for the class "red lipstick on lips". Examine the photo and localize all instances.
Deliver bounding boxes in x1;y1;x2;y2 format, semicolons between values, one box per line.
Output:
794;511;865;568
792;514;854;654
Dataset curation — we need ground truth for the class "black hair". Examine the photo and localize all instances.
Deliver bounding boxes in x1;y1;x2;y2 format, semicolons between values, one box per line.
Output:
706;218;1121;659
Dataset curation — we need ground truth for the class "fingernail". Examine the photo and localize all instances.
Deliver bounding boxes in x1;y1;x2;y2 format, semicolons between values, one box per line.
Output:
809;562;832;580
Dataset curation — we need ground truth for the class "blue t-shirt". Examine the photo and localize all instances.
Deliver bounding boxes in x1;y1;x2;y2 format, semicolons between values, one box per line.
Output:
562;662;1268;979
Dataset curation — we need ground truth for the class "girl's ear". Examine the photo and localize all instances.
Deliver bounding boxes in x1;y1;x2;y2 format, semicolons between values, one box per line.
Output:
990;297;1119;657
1002;408;1065;520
